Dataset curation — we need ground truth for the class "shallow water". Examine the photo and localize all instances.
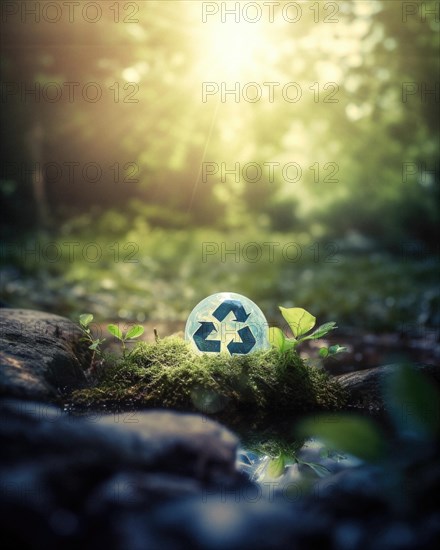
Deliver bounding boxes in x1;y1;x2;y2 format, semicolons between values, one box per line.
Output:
236;439;363;500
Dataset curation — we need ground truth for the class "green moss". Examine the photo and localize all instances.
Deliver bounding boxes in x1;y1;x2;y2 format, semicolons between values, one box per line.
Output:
70;337;347;418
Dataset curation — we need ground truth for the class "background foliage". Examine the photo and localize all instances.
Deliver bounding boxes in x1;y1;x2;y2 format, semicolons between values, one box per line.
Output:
1;1;439;334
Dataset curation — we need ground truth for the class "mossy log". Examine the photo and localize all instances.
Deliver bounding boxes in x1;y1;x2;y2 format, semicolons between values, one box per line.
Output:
71;337;347;419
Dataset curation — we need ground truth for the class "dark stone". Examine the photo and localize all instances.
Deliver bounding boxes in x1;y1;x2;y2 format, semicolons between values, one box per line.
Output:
0;398;247;549
1;397;440;549
335;363;440;411
153;498;296;550
0;399;240;484
0;309;90;400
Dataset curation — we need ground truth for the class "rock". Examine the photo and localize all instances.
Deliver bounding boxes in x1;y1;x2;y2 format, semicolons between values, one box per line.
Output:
96;409;239;480
1;397;440;549
153;498;296;549
335;363;440;411
0;398;246;549
0;399;241;484
0;309;89;401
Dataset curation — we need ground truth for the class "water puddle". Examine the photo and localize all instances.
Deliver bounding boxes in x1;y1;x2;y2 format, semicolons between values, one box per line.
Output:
236;439;363;500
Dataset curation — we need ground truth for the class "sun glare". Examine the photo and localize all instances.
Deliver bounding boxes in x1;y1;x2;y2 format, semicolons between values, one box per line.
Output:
200;19;267;79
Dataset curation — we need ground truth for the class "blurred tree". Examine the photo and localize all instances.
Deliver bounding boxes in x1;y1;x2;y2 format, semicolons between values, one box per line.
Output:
0;1;438;245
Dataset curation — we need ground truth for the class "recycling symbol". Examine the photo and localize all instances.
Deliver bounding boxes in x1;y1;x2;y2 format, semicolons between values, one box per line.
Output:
193;299;256;355
185;292;270;356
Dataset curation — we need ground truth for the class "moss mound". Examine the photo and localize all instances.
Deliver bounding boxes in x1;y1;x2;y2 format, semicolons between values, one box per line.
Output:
71;337;346;418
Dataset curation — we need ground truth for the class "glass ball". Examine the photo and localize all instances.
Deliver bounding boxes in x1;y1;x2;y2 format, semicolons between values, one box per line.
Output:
185;292;270;355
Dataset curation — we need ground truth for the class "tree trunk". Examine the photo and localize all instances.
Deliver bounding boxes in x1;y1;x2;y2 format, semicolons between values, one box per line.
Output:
25;122;51;228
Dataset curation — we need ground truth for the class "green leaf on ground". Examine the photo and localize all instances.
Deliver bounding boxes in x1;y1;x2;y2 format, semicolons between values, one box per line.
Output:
267;454;286;478
107;324;123;340
299;322;337;342
300;461;331;478
79;313;93;327
268;327;285;351
279;307;316;337
296;414;386;462
125;325;145;340
328;345;348;355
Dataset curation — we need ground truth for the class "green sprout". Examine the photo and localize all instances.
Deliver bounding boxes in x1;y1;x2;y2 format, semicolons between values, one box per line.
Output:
107;323;145;357
78;313;106;366
79;314;145;360
269;306;347;358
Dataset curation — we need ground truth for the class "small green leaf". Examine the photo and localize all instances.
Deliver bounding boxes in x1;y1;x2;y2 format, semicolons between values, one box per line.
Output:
89;342;99;350
79;313;93;327
319;347;329;358
328;345;348;355
296;414;386;462
279;307;316;338
125;325;145;340
267;454;286;478
299;322;337;342
107;324;123;340
300;461;331;478
268;327;285;351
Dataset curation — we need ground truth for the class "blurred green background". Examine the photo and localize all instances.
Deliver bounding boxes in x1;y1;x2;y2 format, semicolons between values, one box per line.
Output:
0;1;439;338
